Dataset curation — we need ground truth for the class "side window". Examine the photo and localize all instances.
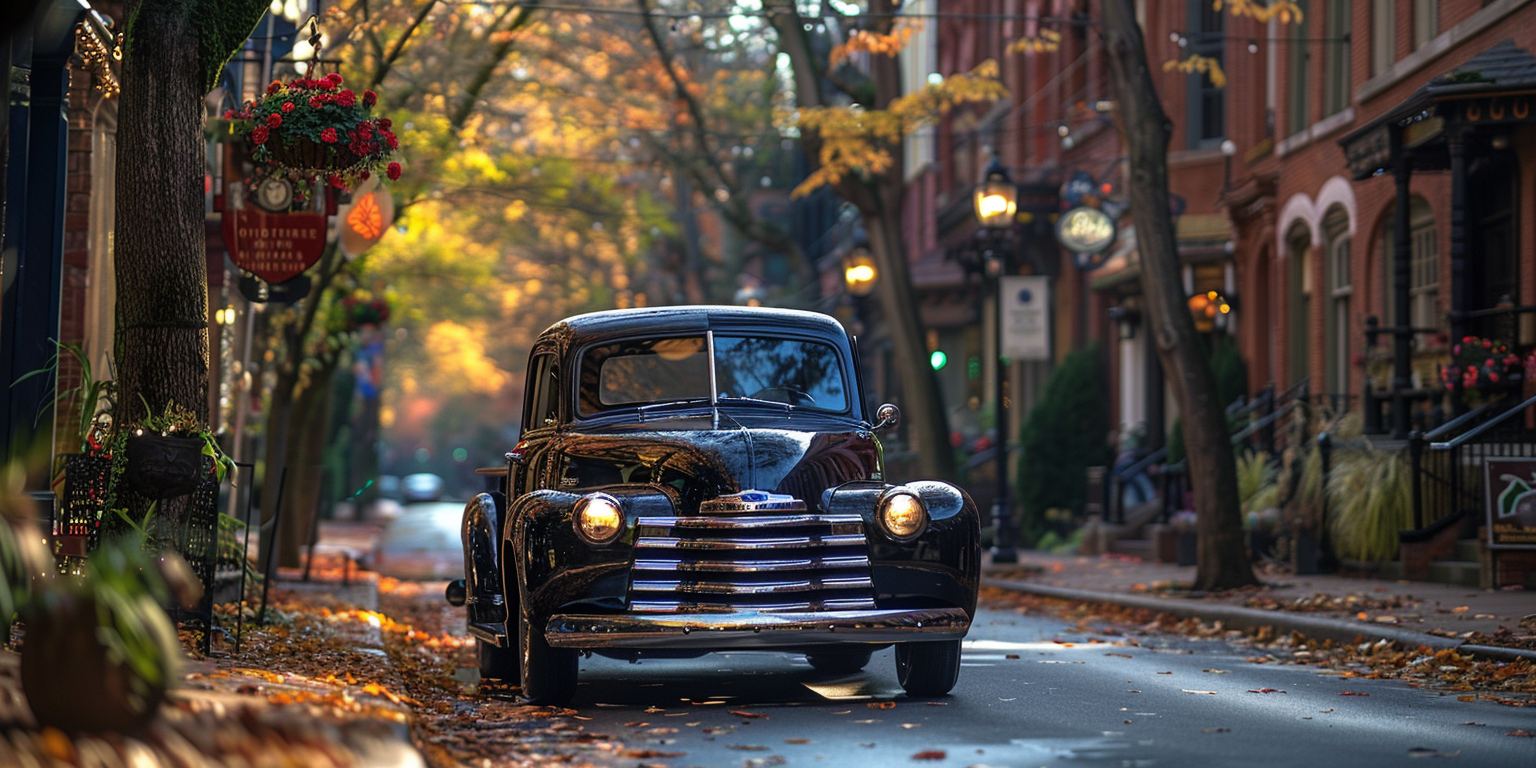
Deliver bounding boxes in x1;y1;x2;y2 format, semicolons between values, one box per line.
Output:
523;353;560;434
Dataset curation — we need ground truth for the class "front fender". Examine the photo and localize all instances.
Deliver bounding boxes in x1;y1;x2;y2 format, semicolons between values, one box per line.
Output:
508;486;674;618
822;480;981;615
461;493;508;625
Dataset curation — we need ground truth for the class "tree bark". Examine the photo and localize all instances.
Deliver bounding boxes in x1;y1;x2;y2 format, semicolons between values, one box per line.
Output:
114;2;213;429
1100;0;1255;590
767;0;956;482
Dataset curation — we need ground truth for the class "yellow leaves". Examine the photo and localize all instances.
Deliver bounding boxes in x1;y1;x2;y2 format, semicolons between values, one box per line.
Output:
1214;0;1304;24
422;321;511;395
1007;29;1062;55
789;60;1007;197
1164;54;1228;88
829;20;920;67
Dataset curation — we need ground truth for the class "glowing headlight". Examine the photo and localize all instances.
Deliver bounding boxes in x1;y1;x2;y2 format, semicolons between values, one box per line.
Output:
573;493;625;545
878;489;928;541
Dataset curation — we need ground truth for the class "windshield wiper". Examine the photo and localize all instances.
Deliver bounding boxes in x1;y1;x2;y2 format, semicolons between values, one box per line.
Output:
635;398;713;422
715;396;794;414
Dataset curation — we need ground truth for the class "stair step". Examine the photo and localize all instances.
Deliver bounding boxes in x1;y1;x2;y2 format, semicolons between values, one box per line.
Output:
1453;538;1484;563
1426;560;1483;588
1108;538;1154;560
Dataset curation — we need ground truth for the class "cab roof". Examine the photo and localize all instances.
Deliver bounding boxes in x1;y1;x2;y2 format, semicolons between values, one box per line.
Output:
534;305;853;355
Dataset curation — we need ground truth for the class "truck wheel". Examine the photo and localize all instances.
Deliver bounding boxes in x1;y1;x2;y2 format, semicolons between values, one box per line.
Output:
895;639;961;697
477;638;519;684
806;647;873;674
518;609;577;706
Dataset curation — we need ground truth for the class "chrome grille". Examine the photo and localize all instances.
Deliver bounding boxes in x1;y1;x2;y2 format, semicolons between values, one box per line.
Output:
628;513;876;612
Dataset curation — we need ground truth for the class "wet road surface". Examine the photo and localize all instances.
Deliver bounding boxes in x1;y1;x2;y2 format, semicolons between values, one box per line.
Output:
499;604;1535;767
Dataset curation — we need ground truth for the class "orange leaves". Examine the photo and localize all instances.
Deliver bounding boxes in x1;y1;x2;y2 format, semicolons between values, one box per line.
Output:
829;21;920;67
1214;0;1305;24
1006;29;1062;55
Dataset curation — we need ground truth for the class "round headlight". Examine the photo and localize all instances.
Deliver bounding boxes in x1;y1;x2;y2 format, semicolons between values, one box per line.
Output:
879;489;928;541
574;493;625;545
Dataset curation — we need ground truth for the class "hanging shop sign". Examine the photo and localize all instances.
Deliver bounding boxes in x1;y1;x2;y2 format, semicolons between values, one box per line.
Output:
1483;458;1536;549
1057;205;1116;256
223;207;327;284
1000;275;1051;361
339;175;396;259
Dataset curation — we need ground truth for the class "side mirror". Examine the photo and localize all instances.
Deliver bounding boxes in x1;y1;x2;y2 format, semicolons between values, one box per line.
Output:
873;403;901;432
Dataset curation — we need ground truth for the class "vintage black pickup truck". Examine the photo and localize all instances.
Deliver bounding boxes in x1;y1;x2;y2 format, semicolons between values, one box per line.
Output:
447;306;980;704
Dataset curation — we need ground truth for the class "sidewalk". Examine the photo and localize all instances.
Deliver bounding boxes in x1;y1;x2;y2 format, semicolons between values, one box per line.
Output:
983;551;1536;661
1;561;426;767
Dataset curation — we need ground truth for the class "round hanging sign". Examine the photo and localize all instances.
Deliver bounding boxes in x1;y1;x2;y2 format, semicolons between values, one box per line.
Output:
1056;206;1117;256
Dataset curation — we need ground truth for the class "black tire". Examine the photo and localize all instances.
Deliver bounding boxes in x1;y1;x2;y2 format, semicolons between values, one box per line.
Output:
895;639;962;697
477;638;519;684
805;647;873;674
518;609;578;706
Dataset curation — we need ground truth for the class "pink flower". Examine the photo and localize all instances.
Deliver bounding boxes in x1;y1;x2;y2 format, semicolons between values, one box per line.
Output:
336;90;356;107
282;101;295;113
387;162;402;180
251;125;269;145
321;127;339;143
267;113;282;128
1453;345;1461;356
363;90;377;107
1490;372;1501;383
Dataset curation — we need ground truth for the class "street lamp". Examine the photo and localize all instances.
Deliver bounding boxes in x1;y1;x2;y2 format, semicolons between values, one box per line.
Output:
843;246;878;298
955;158;1020;565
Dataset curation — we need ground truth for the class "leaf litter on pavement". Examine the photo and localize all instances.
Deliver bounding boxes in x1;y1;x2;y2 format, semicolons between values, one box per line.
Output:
980;586;1536;708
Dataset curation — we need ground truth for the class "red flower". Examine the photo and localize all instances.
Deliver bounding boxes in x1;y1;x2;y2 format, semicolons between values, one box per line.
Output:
309;96;323;108
328;174;345;188
387;162;402;180
267;113;282;128
378;117;392;130
223;109;237;119
282;101;295;113
289;79;308;91
321;127;339;143
1490;372;1502;383
327;73;343;87
363;90;377;107
337;89;356;107
267;80;281;95
251;125;269;145
360;170;371;180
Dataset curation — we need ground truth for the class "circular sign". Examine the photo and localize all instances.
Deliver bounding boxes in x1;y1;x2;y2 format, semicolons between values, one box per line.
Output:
1056;206;1117;255
255;177;293;212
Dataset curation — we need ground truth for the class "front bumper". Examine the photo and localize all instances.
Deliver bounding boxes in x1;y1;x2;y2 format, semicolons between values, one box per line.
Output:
543;606;970;649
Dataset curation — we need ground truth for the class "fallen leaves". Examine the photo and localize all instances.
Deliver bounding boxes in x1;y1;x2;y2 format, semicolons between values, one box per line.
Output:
1181;690;1219;695
911;749;947;760
867;701;896;710
1508;730;1536;738
729;710;769;720
1201;727;1230;734
1340;691;1370;697
1247;688;1286;694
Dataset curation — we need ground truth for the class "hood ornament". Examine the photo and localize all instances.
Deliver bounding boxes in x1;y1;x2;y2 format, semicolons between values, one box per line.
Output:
700;490;806;515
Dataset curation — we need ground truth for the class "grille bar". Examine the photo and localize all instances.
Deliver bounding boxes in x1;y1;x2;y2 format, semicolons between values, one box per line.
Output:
629;510;876;613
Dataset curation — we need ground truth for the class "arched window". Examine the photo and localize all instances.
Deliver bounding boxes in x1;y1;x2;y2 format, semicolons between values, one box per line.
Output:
1379;197;1438;338
1323;208;1351;395
1287;223;1313;386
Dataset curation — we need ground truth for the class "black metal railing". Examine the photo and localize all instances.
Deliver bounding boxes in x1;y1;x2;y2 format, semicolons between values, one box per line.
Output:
1409;393;1536;532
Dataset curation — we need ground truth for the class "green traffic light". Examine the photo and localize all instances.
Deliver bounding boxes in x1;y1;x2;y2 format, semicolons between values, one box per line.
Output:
930;350;948;370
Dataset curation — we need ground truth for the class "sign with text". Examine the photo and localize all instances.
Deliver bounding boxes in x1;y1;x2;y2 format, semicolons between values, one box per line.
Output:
222;208;327;284
1483;458;1536;549
1000;276;1050;361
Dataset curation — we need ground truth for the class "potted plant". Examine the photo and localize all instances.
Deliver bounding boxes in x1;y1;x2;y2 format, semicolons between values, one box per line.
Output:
224;72;401;190
1169;510;1197;566
120;399;233;502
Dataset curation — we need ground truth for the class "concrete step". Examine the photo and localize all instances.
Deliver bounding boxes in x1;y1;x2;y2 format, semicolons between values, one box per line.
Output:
1454;538;1484;563
1107;538;1154;561
1427;560;1484;588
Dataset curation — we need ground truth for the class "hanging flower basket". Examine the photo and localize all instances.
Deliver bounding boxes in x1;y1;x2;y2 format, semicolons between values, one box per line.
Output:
226;73;402;190
1441;336;1525;405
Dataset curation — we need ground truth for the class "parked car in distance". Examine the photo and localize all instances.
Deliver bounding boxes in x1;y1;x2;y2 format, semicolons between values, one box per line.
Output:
446;306;981;705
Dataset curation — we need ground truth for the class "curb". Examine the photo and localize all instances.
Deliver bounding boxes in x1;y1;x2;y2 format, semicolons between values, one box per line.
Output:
982;577;1536;663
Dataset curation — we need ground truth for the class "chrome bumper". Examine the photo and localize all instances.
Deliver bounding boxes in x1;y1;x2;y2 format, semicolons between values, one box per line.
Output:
544;607;970;649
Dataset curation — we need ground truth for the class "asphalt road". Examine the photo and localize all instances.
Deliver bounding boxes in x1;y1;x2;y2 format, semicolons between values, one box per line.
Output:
510;604;1536;767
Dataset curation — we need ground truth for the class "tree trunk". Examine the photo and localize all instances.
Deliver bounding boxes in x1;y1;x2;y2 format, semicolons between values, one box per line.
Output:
768;0;956;482
1100;0;1255;590
277;362;336;568
114;2;211;430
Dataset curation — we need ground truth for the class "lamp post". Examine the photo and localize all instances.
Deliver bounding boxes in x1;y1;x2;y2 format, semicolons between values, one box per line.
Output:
968;159;1019;564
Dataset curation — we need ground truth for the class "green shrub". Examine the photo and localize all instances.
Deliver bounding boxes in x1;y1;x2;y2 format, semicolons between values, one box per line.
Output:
1017;344;1112;541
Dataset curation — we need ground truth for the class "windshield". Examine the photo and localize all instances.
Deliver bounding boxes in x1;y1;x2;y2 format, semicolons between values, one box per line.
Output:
578;333;850;417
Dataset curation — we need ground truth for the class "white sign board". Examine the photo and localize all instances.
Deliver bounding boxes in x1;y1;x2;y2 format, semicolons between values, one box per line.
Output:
1001;275;1050;361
